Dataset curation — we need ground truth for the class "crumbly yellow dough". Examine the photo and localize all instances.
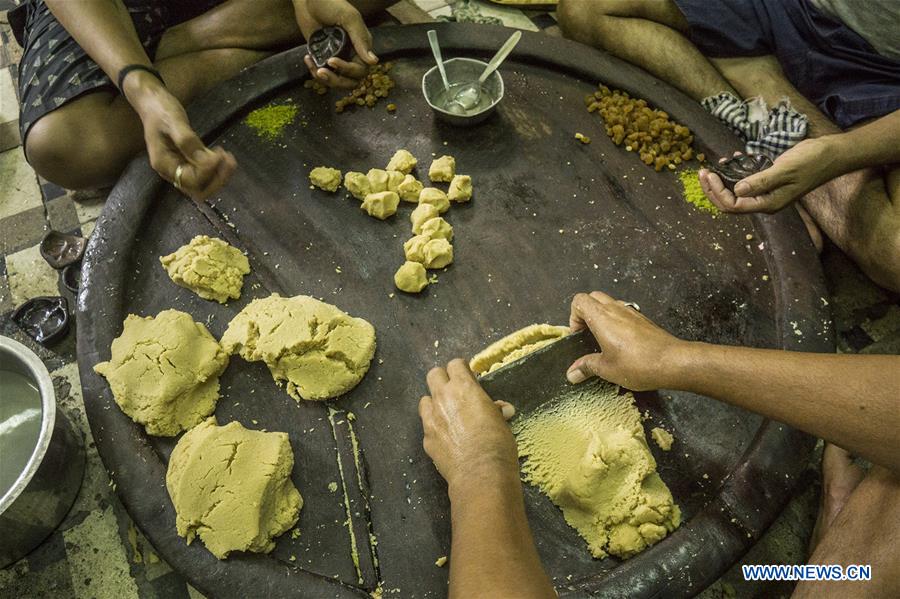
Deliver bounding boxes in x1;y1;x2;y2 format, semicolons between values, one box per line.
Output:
220;294;376;401
429;155;456;182
651;427;674;451
403;235;430;263
419;217;453;241
513;380;681;559
386;170;405;192
367;168;390;193
470;323;570;375
344;171;371;200
448;175;472;203
166;418;302;559
423;238;453;269
397;174;424;203
394;261;428;293
387;149;417;174
361;191;399;220
93;310;229;436
419;187;450;214
410;203;440;234
309;166;342;192
159;235;250;304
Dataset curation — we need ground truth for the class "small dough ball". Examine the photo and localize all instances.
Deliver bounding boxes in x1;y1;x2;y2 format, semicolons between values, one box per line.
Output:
420;217;453;241
419;187;450;214
344;171;371;200
387;149;417;174
397;174;424;203
367;168;390;193
410;203;440;234
403;235;430;263
429;155;456;182
394;261;428;293
448;175;472;203
423;238;453;269
361;191;399;220
160;235;250;304
386;170;406;192
309;166;342;192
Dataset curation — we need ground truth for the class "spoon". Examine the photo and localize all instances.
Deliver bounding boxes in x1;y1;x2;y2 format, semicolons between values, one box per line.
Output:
427;30;465;115
453;30;522;111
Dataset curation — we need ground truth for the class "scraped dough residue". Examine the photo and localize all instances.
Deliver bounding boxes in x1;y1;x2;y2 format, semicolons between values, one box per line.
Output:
651;427;674;451
220;294;376;401
512;380;681;559
93;310;229;436
166;418;302;559
470;323;570;375
159;235;250;304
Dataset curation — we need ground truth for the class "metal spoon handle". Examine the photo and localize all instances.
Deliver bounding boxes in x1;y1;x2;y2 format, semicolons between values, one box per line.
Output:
478;30;522;84
427;29;452;92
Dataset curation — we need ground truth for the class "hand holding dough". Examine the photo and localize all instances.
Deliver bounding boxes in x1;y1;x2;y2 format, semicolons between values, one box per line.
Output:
411;203;440;234
159;235;250;304
361;191;400;219
309;166;342;192
428;155;456;182
387;149;417;174
419;187;450;214
394;261;428;293
448;175;472;203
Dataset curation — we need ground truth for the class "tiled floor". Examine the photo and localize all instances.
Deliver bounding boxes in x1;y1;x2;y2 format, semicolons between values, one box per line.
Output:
1;1;898;598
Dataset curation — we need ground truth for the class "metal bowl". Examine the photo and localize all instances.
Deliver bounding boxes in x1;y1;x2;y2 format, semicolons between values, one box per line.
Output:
0;335;84;568
422;57;504;126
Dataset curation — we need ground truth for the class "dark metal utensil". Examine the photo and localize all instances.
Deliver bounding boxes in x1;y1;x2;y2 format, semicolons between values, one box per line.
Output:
39;231;86;270
710;154;773;193
62;263;82;294
307;26;353;69
11;296;70;346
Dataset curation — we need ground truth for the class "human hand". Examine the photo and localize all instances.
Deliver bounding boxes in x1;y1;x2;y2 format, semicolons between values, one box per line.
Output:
698;138;835;214
419;359;519;496
293;0;379;88
127;74;236;201
567;292;686;391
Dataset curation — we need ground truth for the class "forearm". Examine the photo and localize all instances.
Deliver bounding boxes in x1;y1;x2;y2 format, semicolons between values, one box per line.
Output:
448;472;555;599
667;343;900;472
822;109;900;176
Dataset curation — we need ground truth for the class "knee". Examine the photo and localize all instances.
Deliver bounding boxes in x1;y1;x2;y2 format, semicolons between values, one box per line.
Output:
859;215;900;293
25;113;121;190
558;0;607;46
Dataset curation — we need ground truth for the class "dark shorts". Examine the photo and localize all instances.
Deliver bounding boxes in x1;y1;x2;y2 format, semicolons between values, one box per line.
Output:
10;0;223;143
673;0;900;128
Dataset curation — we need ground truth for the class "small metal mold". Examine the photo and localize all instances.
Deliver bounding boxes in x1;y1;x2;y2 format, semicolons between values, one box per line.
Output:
11;296;71;346
307;26;353;69
710;153;774;192
39;231;86;270
62;263;82;294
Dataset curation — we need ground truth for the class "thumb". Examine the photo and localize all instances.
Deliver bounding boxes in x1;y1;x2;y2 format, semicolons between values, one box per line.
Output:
170;124;209;164
566;353;605;384
733;166;781;197
341;10;377;64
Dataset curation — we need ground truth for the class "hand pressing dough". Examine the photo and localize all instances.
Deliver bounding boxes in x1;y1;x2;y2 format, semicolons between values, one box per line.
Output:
221;294;376;401
166;418;302;559
344;171;371;200
448;175;472;203
423;238;453;269
159;235;250;304
309;166;342;192
411;203;440;234
93;310;229;436
419;187;450;214
403;235;430;263
419;217;453;241
394;261;428;293
429;155;456;182
651;427;674;451
397;174;424;203
513;380;681;560
386;170;405;192
367;168;390;193
387;149;417;174
470;323;570;374
361;191;399;219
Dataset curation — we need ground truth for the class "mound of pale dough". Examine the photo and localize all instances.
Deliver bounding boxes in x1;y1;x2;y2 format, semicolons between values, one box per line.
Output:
419;188;450;214
411;203;440;234
344;171;371;200
386;170;405;192
403;235;430;263
423;238;453;269
361;191;399;219
310;166;342;192
513;380;681;559
93;310;229;436
394;261;428;293
448;175;472;203
367;168;390;193
470;323;570;375
220;294;376;401
397;174;423;203
166;418;302;559
159;235;250;304
429;155;456;182
420;217;453;241
387;149;417;174
651;427;674;451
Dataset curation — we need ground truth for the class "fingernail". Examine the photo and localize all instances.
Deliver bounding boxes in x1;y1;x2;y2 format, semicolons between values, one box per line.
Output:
566;367;587;384
367;51;377;62
734;181;749;195
500;404;516;420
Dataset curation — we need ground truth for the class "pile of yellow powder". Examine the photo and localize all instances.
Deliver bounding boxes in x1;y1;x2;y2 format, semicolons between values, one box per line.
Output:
244;102;298;140
678;168;720;216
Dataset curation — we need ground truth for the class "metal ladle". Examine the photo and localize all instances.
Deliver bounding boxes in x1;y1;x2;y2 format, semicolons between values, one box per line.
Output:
427;29;465;115
453;30;522;111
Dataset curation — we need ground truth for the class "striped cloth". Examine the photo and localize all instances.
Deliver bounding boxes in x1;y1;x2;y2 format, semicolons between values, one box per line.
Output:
702;92;809;159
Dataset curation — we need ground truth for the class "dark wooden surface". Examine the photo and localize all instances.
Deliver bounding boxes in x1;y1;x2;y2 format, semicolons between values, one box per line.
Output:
76;24;833;598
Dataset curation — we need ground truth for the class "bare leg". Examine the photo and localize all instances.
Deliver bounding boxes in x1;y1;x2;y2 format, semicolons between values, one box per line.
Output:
809;444;866;551
794;466;900;598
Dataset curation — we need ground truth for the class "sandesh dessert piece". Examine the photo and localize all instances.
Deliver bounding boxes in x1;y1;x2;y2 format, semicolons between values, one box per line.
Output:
428;155;456;182
470;323;570;375
419;217;453;241
344;171;371;200
361;191;400;220
221;294;376;401
448;174;472;203
397;174;424;203
410;203;440;234
386;149;417;174
309;166;342;192
394;261;428;293
159;235;250;304
386;169;406;192
93;310;229;436
423;238;453;269
419;187;450;214
403;234;430;263
166;418;302;559
367;168;390;193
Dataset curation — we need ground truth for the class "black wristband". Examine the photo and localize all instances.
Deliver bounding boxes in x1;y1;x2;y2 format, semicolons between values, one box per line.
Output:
117;64;164;92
